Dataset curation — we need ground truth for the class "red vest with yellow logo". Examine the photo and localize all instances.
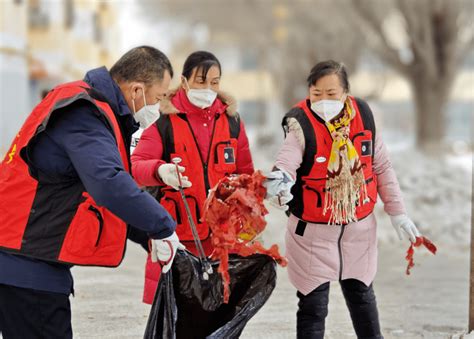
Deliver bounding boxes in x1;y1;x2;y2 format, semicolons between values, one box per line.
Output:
0;81;129;267
153;112;240;241
283;96;378;224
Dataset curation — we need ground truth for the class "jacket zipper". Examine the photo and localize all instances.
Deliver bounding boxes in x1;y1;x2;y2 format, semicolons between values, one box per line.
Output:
184;116;218;193
338;224;346;281
88;206;104;247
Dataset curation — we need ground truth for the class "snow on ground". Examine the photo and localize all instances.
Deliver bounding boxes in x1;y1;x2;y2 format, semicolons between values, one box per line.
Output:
71;241;469;338
381;150;472;247
70;148;472;338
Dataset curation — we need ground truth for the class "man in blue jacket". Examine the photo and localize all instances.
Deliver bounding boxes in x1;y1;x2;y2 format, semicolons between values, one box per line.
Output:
0;46;183;338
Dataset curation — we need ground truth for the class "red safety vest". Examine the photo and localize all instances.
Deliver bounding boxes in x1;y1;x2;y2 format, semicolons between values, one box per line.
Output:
284;96;378;224
153;112;240;241
0;80;129;267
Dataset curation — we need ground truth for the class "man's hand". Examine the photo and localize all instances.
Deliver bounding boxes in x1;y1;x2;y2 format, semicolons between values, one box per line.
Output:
151;232;185;273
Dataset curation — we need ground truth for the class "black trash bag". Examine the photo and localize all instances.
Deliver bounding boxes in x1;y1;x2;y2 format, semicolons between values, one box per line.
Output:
144;249;277;339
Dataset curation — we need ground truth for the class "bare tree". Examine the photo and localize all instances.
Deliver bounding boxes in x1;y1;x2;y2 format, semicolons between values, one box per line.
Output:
271;2;364;107
138;0;364;113
348;0;474;152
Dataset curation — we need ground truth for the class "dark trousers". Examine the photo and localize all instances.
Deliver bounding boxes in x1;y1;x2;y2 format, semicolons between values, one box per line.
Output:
297;279;383;339
0;284;72;339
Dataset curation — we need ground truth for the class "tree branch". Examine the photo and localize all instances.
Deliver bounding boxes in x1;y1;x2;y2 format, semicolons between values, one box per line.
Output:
351;0;412;76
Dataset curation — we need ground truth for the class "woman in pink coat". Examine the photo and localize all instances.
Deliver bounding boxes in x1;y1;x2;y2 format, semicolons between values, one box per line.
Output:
265;60;421;339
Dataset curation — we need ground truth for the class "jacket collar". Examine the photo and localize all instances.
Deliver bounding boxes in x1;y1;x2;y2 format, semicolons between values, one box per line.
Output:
160;87;238;117
83;67;132;118
83;66;139;135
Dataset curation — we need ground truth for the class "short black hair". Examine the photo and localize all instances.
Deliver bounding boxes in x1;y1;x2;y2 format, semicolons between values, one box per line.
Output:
110;46;173;85
182;51;221;81
307;60;350;92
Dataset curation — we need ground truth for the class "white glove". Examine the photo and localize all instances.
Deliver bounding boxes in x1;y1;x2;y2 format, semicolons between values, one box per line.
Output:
263;169;295;210
158;163;192;190
151;232;185;273
267;191;293;211
390;214;421;243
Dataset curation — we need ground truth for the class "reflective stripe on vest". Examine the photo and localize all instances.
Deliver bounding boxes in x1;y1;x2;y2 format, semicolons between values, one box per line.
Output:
0;80;129;267
286;96;378;224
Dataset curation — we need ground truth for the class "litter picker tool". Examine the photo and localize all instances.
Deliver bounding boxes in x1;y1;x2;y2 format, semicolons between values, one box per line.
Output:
172;157;213;280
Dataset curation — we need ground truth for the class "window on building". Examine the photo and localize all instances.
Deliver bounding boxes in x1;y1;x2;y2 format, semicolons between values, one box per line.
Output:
240;49;259;71
28;0;50;29
64;0;74;29
239;100;266;127
93;13;103;43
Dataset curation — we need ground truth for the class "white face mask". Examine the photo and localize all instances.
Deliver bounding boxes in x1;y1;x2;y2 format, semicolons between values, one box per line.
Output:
311;97;345;122
187;88;218;109
183;77;217;109
132;87;161;129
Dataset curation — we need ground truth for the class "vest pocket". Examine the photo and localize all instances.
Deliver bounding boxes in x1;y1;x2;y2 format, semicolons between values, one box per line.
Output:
213;139;237;173
302;179;326;220
160;192;207;241
64;197;103;257
351;130;373;179
162;196;182;225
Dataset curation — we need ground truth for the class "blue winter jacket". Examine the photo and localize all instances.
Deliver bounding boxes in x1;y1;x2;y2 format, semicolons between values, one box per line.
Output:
0;67;175;294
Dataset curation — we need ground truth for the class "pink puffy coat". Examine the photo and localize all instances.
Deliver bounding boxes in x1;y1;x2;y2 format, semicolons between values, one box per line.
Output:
275;131;406;295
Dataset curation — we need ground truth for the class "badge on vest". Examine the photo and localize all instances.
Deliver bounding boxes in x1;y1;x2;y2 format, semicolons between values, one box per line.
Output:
223;147;235;164
361;140;372;157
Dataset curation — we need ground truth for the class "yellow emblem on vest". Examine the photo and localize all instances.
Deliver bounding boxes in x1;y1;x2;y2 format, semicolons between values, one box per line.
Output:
6;144;16;164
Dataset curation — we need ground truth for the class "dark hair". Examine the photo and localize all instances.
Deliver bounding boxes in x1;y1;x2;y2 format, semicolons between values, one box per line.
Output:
182;51;221;81
110;46;173;85
307;60;350;92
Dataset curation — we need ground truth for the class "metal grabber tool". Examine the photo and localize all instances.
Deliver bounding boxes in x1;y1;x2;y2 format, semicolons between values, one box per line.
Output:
172;157;214;280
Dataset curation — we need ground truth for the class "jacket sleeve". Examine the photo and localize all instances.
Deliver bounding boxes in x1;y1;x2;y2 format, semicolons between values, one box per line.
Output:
236;119;254;174
45;104;176;239
372;133;407;216
131;124;166;187
274;131;304;180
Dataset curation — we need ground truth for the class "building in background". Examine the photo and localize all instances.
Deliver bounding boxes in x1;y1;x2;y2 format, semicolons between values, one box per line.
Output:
0;0;29;157
1;0;472;157
27;0;121;104
0;0;121;156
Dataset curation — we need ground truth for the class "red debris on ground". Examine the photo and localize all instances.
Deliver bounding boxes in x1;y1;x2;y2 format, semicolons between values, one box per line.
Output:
202;171;287;302
405;236;437;275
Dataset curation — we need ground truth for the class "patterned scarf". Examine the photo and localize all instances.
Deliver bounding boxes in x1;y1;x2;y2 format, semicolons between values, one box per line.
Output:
323;98;368;225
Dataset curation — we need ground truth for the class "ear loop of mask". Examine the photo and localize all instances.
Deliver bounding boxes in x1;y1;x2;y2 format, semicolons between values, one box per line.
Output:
132;87;147;113
182;76;190;91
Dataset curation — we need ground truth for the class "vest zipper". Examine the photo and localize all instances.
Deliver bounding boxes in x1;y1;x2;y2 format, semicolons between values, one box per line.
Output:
88;206;104;247
183;116;218;193
338;224;346;281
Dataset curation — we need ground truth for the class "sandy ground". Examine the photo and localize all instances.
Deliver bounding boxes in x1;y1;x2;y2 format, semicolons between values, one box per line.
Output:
70;227;469;339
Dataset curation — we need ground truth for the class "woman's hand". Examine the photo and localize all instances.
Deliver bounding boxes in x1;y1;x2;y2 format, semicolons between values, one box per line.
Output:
157;163;192;190
263;169;295;210
390;214;421;242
